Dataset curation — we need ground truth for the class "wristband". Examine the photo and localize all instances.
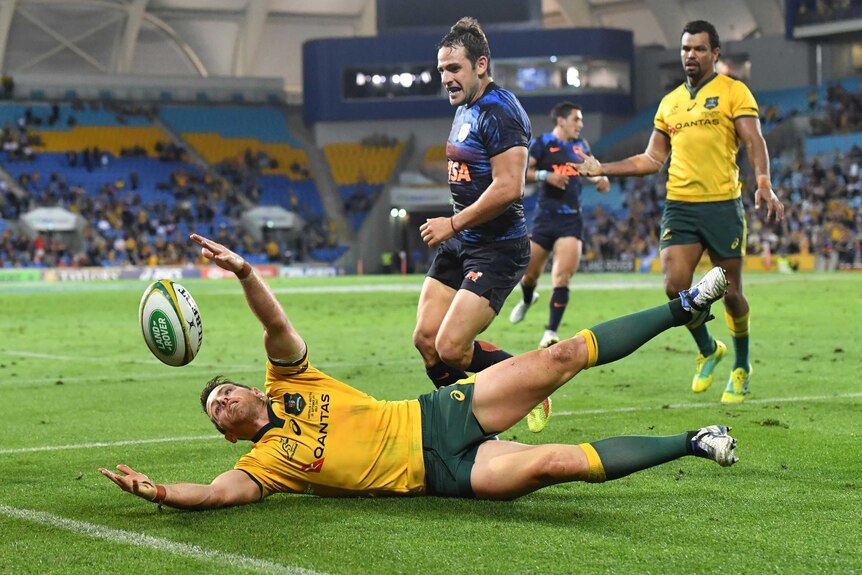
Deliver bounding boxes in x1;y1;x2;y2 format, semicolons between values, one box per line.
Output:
236;262;252;280
536;170;548;182
151;484;166;504
450;217;459;233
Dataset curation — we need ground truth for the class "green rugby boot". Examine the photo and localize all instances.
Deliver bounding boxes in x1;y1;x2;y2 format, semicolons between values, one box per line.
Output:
721;365;752;403
691;340;727;393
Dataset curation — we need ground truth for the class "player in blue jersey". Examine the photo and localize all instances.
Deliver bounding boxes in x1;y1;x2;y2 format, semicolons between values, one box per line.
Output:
508;102;609;432
414;17;533;391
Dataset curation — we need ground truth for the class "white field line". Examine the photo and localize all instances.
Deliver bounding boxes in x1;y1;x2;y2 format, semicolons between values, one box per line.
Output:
0;505;324;575
0;435;219;454
3;392;860;456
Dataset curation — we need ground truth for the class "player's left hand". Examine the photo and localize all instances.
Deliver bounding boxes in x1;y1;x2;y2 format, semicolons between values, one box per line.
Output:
420;217;456;248
99;464;158;501
754;187;785;222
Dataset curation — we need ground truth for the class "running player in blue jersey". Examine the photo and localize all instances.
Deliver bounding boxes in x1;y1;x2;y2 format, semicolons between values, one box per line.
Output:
508;102;609;432
415;17;532;390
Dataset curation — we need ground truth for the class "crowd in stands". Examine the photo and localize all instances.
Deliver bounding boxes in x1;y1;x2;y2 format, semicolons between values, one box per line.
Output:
1;90;860;272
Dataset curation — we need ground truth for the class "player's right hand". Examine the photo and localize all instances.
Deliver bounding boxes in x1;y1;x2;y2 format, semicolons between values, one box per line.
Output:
573;149;602;176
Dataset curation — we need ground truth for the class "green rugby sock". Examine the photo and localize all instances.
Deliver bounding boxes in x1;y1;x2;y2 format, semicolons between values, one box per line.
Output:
588;299;690;367
590;432;693;480
688;323;716;356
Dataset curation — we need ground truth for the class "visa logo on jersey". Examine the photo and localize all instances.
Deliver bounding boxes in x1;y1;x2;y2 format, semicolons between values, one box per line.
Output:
552;163;580;176
448;160;472;183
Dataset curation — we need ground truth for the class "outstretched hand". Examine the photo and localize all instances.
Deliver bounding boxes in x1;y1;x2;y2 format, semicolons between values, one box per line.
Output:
99;464;158;501
190;233;245;273
573;148;603;177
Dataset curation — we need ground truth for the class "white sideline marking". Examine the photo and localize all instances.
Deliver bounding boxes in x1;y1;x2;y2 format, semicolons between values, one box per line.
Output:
0;435;219;455
554;392;862;417
3;392;860;456
0;505;323;575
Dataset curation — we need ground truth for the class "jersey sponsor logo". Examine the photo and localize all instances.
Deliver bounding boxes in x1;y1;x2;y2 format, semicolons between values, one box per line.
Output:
465;270;483;282
661;228;672;241
687;101;698;111
284;393;306;416
457;122;471;142
549;146;561;152
447;160;472;183
449;389;465;401
279;437;298;460
312;393;330;460
289;419;302;435
300;457;325;473
704;96;719;109
552;163;579;176
673;118;720;130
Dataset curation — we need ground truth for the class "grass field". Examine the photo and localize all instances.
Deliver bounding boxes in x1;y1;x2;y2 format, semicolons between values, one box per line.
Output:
1;271;861;574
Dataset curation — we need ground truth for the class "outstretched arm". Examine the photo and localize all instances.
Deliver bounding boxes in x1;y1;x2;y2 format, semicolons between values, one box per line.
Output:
575;130;670;177
99;465;261;510
190;233;305;363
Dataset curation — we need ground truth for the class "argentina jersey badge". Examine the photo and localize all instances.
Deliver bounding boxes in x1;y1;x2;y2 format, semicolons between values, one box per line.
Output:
457;122;471;142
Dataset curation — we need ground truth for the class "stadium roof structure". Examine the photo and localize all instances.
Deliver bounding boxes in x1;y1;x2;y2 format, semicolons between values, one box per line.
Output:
0;0;783;88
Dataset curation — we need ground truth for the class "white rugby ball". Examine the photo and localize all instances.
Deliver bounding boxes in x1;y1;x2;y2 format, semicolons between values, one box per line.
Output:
139;280;203;367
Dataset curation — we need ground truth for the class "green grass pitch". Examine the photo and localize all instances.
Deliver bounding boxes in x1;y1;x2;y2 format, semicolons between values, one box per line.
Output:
1;271;860;574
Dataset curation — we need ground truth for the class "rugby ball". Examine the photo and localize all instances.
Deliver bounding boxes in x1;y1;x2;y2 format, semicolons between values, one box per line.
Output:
139;280;203;367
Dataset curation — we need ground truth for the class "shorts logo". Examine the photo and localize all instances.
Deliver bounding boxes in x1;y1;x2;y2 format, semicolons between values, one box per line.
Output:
457;123;471;142
450;390;465;401
704;96;719;109
465;270;483;282
731;238;739;249
661;228;672;241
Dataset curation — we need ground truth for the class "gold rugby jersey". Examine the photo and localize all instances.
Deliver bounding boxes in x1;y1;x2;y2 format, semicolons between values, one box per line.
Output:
234;352;425;497
653;73;759;202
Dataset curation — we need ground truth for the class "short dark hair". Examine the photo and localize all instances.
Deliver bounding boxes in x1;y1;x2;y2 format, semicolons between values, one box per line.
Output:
437;17;492;75
200;375;251;433
551;101;582;121
682;20;720;51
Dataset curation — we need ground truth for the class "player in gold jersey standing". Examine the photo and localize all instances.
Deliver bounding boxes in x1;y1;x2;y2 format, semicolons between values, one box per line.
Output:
576;20;784;403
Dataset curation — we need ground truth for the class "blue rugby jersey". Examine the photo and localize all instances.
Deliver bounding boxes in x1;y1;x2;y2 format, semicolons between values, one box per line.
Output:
445;83;531;243
529;133;592;217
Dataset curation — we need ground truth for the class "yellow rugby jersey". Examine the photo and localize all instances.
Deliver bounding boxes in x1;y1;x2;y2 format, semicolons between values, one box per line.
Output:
234;351;425;497
653;73;759;202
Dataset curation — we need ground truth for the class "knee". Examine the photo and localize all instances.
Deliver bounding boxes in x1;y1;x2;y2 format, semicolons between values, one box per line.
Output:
544;337;587;372
412;325;435;356
435;334;471;369
552;272;572;288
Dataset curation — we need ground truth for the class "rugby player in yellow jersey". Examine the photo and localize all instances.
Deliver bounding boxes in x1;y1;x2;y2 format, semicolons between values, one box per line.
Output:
576;20;785;404
100;233;737;508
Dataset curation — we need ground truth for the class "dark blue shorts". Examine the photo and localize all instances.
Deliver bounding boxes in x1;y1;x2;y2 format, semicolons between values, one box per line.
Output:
426;236;530;314
530;213;584;252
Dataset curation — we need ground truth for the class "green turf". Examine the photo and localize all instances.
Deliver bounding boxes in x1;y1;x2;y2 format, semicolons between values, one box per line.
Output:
1;272;860;574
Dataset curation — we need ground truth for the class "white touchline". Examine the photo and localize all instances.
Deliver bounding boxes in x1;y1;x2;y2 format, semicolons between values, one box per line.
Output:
0;435;220;455
553;392;862;417
3;392;860;455
0;505;324;575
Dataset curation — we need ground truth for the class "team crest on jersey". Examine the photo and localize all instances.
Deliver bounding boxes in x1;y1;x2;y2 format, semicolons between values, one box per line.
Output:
457;122;471;142
284;392;306;416
704;97;719;109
